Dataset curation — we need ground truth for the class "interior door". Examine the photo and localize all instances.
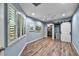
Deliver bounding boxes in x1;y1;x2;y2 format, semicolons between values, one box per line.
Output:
61;22;71;42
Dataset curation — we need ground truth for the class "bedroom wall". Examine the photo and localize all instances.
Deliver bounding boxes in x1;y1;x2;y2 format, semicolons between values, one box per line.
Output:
72;8;79;54
26;17;45;43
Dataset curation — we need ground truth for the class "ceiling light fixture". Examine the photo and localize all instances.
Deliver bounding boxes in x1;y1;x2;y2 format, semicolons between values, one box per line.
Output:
62;13;66;17
32;13;35;16
44;16;46;18
61;3;65;4
32;3;41;6
43;19;44;20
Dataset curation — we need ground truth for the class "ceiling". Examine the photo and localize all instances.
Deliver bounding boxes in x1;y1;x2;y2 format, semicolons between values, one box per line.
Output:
19;3;78;23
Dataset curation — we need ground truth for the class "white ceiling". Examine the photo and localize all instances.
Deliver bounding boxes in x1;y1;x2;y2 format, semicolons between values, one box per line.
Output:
19;3;78;22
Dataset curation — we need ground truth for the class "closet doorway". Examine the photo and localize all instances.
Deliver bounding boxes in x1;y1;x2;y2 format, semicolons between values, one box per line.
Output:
47;24;54;39
47;24;52;37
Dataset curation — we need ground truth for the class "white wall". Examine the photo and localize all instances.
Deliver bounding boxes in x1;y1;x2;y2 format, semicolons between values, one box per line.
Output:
72;8;79;54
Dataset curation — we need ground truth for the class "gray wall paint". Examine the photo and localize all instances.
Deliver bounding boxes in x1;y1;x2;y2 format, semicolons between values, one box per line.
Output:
0;4;5;56
72;8;79;54
0;4;5;48
44;23;47;37
4;4;45;56
26;17;45;42
4;35;27;56
54;24;61;40
12;3;26;15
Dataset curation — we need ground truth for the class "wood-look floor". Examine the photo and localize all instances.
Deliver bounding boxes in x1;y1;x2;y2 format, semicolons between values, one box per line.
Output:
21;37;78;56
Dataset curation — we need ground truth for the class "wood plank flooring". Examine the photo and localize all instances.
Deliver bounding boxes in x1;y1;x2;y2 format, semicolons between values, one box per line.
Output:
21;37;78;56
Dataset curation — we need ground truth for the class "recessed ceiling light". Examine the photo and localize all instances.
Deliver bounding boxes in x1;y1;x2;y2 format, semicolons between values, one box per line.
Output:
44;16;45;18
43;16;46;19
32;13;35;16
43;19;44;20
61;3;65;4
62;13;66;17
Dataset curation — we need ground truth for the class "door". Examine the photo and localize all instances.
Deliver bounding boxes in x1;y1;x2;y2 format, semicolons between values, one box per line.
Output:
61;22;71;42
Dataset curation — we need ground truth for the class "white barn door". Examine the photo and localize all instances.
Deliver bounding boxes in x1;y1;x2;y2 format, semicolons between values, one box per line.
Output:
61;22;71;42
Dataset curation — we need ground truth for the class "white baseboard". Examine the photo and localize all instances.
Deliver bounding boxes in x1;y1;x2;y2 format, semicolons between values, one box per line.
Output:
72;42;79;55
18;42;27;56
18;36;44;56
27;37;44;44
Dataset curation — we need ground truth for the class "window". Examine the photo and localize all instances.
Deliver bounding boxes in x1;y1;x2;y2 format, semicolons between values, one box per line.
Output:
17;13;26;37
7;4;26;45
8;4;16;43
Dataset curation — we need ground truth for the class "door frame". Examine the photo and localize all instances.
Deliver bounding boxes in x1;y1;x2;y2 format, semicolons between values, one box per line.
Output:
47;24;54;40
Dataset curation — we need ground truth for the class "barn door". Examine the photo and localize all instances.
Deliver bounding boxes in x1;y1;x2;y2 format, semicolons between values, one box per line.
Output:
61;22;71;42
